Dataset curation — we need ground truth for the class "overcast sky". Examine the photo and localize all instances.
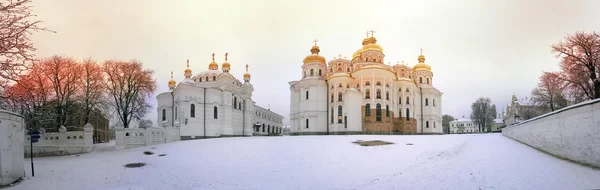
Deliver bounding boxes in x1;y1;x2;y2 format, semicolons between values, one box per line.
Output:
30;0;600;125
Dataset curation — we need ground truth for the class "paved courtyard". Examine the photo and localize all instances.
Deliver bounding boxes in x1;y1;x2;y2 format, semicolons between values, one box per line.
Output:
7;133;600;190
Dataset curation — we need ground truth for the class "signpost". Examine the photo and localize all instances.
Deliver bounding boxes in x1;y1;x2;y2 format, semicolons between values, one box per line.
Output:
28;129;40;177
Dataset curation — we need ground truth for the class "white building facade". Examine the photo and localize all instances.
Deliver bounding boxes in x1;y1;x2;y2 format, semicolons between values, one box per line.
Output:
449;117;480;134
156;55;283;139
289;34;443;135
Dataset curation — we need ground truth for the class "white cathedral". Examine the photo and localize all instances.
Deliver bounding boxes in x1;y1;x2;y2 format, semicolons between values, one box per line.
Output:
156;54;284;139
289;32;443;135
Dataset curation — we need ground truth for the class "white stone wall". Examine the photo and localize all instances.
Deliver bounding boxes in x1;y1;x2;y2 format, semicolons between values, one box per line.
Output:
24;124;94;157
0;110;24;185
502;99;600;168
115;125;180;150
289;78;328;134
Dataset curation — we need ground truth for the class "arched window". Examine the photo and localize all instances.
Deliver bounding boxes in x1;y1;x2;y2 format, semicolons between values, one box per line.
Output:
420;77;423;83
399;87;402;92
426;121;429;128
376;103;382;121
356;83;360;88
331;93;334;103
330;68;333;72
338;92;343;101
214;106;218;119
406;108;410;120
162;109;166;121
205;76;208;81
262;124;265;132
338;83;342;88
335;105;342;123
199;78;202;82
427;78;430;84
347;68;350;72
175;107;177;119
190;104;195;118
337;67;342;72
426;98;429;106
434;122;436;128
376;89;381;99
306;119;309;128
406;96;410;104
386;91;389;100
365;104;371;116
376;81;381;86
213;76;216;81
433;99;436;106
399;97;402;104
399;109;402;119
386;105;389;117
346;84;349;88
239;102;242;110
386;83;389;88
319;69;322;76
310;69;314;76
234;97;237;109
365;89;371;99
306;91;309;100
331;107;334;123
406;88;410;92
365;81;370;86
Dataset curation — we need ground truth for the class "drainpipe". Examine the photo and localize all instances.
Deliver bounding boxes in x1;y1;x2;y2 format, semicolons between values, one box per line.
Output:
242;100;245;136
203;88;206;138
326;82;329;135
420;87;423;135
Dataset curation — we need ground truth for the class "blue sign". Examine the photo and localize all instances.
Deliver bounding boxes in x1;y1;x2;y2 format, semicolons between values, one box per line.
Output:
30;130;40;143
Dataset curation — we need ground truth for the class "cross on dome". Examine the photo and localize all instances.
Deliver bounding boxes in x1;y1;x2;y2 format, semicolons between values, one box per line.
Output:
420;48;424;55
338;54;342;59
245;64;249;72
368;30;376;37
225;52;228;61
313;39;319;45
212;53;215;61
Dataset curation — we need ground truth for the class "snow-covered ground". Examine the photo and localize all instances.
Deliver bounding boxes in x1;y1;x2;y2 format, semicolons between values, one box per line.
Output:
6;133;600;190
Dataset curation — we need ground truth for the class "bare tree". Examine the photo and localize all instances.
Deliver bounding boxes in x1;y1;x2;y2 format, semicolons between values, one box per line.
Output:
470;97;495;132
38;56;81;128
0;0;53;84
442;114;454;134
531;72;568;111
551;31;600;100
103;60;156;128
78;58;106;124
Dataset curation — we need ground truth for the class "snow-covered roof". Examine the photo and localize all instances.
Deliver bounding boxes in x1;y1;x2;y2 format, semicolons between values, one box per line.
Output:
493;118;503;123
452;118;472;122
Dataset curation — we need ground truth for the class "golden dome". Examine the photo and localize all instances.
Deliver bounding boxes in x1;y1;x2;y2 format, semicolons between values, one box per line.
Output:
184;60;192;74
222;62;230;68
412;54;431;71
352;37;383;59
243;72;251;78
303;45;326;64
168;71;176;85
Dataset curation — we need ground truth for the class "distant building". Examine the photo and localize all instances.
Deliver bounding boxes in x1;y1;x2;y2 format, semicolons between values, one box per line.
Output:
449;117;480;133
491;118;504;132
502;95;551;126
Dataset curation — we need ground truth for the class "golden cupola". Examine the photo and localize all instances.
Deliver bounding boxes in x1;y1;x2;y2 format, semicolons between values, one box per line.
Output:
184;59;192;79
243;64;251;82
168;71;176;90
352;35;384;60
303;40;326;65
412;49;431;71
222;53;231;73
208;53;219;70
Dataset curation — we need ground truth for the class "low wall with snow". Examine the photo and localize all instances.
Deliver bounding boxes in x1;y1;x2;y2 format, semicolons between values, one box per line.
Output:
502;99;600;168
0;110;25;186
24;124;94;157
114;123;180;150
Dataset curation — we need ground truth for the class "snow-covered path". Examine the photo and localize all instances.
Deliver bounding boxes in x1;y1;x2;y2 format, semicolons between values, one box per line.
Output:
7;133;600;190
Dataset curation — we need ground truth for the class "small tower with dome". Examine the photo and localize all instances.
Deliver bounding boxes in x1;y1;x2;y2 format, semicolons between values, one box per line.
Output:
222;53;231;73
412;48;434;86
302;39;327;79
168;71;176;91
243;64;251;82
208;53;219;70
184;60;192;79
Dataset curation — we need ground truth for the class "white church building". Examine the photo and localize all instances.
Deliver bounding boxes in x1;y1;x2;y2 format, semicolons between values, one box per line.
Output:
289;33;443;135
156;54;284;139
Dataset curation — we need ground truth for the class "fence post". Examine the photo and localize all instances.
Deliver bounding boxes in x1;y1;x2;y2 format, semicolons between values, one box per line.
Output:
114;124;125;150
83;123;93;146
